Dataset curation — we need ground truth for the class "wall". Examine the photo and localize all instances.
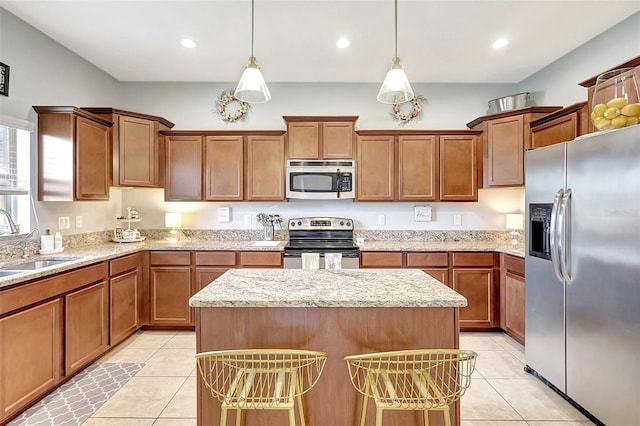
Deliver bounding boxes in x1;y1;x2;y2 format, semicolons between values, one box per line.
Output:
1;8;638;236
0;8;123;235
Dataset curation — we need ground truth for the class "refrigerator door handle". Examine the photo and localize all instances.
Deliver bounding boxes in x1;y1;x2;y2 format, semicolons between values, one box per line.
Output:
558;188;572;283
550;189;565;282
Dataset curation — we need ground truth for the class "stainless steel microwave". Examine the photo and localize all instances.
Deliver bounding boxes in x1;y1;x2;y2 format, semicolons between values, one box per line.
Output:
286;160;356;199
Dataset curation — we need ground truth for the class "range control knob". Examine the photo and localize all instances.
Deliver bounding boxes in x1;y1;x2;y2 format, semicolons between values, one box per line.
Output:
290;222;295;227
346;221;351;226
340;221;344;226
297;221;302;226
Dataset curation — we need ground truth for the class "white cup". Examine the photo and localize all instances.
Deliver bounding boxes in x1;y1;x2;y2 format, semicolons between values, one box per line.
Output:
302;253;320;270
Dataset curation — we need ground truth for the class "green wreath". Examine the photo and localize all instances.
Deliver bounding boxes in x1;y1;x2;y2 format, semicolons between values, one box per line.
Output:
217;90;249;123
391;95;426;124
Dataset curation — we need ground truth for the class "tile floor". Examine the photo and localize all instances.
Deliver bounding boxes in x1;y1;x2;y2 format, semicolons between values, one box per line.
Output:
74;330;594;425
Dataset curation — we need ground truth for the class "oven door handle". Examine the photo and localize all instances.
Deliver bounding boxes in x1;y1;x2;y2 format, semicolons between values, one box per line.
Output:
336;168;342;199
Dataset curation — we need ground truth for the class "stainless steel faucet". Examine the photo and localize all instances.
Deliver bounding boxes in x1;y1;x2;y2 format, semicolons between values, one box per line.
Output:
21;229;40;258
0;209;20;234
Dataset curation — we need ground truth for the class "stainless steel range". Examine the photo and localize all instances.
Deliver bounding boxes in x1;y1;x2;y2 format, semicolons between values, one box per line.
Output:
283;217;360;269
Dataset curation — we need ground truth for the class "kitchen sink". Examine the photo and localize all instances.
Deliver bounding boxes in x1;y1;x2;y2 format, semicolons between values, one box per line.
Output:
6;258;78;271
0;270;21;277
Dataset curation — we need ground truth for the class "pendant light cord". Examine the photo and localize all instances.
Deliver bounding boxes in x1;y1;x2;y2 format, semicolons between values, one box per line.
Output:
394;0;398;58
250;0;255;58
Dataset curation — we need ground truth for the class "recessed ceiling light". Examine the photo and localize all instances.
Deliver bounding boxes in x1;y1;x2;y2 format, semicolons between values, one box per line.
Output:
336;37;350;49
492;38;509;49
180;38;198;49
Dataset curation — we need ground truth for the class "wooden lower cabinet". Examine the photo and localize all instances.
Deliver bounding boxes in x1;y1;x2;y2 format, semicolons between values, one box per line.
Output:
238;251;283;268
451;252;499;329
149;266;193;326
406;252;450;286
0;299;63;421
109;254;142;345
65;281;109;375
360;251;404;267
500;254;525;344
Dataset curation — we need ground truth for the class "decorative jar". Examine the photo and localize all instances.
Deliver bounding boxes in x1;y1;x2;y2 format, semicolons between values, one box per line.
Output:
591;67;640;130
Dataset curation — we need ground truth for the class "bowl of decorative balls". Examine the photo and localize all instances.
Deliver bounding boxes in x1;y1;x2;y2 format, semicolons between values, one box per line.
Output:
591;67;640;131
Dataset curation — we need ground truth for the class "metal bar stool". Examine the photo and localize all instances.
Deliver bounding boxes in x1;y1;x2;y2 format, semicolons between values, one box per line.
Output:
196;349;328;426
345;349;477;426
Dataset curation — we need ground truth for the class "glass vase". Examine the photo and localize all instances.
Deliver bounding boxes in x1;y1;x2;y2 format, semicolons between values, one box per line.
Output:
591;67;640;131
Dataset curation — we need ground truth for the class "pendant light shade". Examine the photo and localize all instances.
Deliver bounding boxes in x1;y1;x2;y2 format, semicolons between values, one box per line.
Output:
377;0;414;104
234;0;271;103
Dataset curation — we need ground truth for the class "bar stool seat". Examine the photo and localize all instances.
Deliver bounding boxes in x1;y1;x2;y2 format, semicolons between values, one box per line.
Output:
196;349;328;426
345;349;477;426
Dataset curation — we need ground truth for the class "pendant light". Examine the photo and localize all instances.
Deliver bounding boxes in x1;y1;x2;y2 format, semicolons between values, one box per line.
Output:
377;0;414;104
234;0;271;103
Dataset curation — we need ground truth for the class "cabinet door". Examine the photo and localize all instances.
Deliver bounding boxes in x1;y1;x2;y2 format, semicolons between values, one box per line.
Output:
288;122;319;159
0;299;63;421
118;115;157;187
75;115;111;200
205;136;244;200
530;113;578;149
149;266;193;326
439;135;477;201
322;122;354;159
356;135;395;201
65;281;109;374
195;268;229;292
110;268;140;346
452;268;497;328
246;135;285;201
165;136;203;201
486;115;524;186
398;135;438;201
238;252;283;268
423;269;450;286
503;272;525;344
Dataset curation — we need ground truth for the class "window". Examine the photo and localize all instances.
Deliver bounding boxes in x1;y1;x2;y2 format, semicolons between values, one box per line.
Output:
0;119;32;235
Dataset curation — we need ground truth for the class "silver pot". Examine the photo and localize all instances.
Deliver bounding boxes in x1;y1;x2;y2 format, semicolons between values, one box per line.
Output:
488;92;530;113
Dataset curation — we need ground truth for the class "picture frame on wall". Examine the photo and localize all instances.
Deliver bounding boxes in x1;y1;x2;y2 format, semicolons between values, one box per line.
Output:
0;62;9;97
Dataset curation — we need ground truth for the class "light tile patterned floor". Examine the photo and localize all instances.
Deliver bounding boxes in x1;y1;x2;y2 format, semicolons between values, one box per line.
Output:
18;330;597;425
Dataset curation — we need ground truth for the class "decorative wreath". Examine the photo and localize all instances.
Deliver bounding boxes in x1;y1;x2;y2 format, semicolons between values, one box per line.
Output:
391;95;426;124
217;90;250;123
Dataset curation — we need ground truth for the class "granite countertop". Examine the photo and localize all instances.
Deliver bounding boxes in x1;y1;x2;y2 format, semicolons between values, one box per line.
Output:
0;238;523;290
189;268;467;308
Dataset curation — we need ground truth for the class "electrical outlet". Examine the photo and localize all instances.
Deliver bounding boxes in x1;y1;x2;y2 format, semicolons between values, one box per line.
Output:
453;214;462;226
244;214;252;225
377;214;386;225
58;216;70;230
75;216;83;228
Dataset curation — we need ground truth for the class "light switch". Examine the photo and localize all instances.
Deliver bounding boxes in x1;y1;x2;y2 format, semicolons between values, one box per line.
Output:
377;214;386;225
75;216;83;228
453;214;462;226
244;214;252;225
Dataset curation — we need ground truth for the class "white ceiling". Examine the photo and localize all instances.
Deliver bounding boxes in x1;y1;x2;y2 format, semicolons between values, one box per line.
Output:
2;0;639;84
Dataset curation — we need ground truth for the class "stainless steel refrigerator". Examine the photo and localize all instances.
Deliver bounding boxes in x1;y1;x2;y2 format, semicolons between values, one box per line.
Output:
525;124;640;425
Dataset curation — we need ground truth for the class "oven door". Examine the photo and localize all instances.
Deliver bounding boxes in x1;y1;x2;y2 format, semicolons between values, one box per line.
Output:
283;251;360;269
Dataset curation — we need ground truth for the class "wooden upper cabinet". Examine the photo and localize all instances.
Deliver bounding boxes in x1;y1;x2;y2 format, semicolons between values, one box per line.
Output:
34;106;112;201
205;136;244;201
398;135;438;201
486;115;524;186
439;135;477;201
530;102;590;149
467;106;562;188
165;135;203;201
356;135;395;201
83;108;174;188
284;116;357;159
246;135;285;200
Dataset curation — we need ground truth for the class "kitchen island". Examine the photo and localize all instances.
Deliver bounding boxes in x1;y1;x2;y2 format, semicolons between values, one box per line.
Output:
190;268;467;426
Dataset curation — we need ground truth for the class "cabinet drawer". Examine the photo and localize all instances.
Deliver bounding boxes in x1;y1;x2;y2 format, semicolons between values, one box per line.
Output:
238;252;282;267
194;251;236;266
503;254;525;276
406;252;448;268
360;252;403;268
451;252;494;267
110;253;140;276
150;251;191;266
